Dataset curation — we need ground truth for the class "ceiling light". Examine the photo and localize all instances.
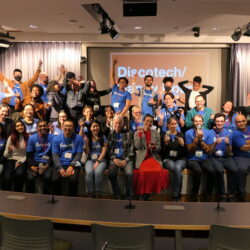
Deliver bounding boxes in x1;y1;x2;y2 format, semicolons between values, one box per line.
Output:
29;24;37;29
109;26;119;40
134;26;142;30
231;27;242;41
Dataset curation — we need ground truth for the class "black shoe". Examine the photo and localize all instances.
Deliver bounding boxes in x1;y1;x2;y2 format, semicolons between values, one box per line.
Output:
239;194;246;202
172;196;180;202
219;195;227;202
228;195;238;202
143;194;152;201
190;194;198;202
112;194;121;200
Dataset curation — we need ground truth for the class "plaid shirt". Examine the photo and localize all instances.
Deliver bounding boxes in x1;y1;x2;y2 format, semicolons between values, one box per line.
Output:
108;130;134;162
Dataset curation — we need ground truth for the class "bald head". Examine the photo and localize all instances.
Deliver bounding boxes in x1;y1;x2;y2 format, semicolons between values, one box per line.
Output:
235;114;247;130
39;72;49;84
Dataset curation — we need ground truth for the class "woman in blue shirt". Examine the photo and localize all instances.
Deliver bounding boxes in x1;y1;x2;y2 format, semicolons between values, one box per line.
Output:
221;101;237;131
85;120;107;198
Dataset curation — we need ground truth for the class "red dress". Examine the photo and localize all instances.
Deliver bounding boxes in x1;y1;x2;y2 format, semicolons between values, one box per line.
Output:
133;130;169;195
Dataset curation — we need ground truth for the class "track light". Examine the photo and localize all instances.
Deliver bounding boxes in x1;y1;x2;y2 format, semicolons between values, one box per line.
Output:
243;22;250;36
0;39;12;48
109;26;119;40
231;27;242;41
192;27;200;37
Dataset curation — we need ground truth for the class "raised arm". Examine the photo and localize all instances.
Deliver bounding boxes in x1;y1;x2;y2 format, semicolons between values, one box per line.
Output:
200;84;214;95
111;57;118;85
27;60;43;88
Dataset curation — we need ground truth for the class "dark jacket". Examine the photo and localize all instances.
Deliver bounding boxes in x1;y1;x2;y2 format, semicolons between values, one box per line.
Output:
178;80;214;110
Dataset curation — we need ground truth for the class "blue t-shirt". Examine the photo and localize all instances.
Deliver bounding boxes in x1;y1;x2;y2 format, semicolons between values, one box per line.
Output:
38;83;48;103
210;128;232;157
0;138;5;151
9;83;23;106
141;89;155;117
22;118;39;135
27;133;54;163
158;105;185;133
130;120;143;132
232;126;250;158
52;121;63;136
111;84;131;113
114;133;124;159
52;133;84;167
89;135;107;160
224;113;237;132
185;128;214;161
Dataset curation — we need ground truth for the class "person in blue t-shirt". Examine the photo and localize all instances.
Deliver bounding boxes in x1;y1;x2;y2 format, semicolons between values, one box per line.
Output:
158;93;185;134
185;114;216;201
26;120;58;194
232;114;250;202
52;119;84;196
210;113;239;202
38;72;49;103
85;120;107;197
111;58;132;117
131;74;158;117
221;101;237;131
129;105;143;133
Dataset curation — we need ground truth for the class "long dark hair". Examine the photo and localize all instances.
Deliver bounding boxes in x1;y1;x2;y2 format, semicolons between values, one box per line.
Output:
222;101;234;122
87;120;104;152
86;80;97;95
10;120;29;149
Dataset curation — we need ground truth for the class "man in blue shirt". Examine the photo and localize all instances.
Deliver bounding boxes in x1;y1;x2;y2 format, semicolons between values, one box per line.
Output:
232;114;250;202
26;120;56;194
210;113;239;202
185;114;216;201
52;119;84;196
132;75;158;118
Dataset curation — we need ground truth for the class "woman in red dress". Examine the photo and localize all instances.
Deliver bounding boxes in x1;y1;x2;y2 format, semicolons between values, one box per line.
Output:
133;114;169;200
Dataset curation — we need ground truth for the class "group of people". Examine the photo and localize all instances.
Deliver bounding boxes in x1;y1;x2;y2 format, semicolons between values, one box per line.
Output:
0;58;249;203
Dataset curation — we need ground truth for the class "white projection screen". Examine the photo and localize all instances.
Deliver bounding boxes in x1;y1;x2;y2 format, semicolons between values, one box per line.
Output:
87;47;229;112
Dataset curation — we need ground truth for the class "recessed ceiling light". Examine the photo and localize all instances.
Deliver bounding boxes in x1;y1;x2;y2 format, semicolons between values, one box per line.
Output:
29;24;38;29
134;26;142;30
212;27;217;30
69;19;78;23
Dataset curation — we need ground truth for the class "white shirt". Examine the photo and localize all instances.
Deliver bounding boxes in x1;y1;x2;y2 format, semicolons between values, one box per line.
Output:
189;90;200;109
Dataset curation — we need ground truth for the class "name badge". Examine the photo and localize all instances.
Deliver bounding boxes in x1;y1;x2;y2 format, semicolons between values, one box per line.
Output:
94;105;99;111
195;150;203;158
215;150;223;156
91;153;98;160
114;148;120;154
169;150;177;157
42;155;49;160
113;102;119;108
64;152;72;159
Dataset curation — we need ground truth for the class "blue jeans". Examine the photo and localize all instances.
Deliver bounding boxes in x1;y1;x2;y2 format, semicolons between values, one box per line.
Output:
163;159;186;197
85;160;107;193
